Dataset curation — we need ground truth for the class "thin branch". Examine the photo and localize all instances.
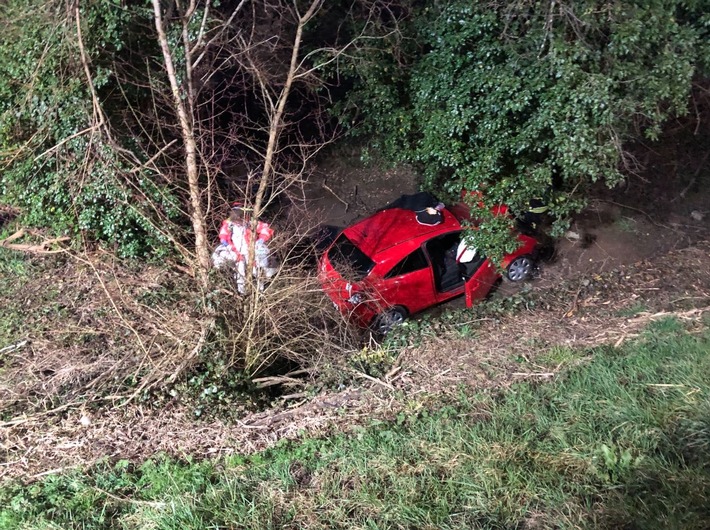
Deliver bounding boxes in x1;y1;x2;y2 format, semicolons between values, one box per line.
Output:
193;0;249;69
74;6;109;137
127;139;178;174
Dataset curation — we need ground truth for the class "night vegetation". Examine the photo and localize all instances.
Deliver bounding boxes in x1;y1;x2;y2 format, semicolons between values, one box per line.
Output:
1;1;709;526
2;318;709;529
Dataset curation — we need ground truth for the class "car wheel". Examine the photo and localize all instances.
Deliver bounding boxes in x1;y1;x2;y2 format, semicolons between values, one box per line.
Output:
373;306;408;335
506;255;534;282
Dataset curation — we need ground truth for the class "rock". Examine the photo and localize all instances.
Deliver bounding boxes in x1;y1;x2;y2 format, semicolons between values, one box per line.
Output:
690;210;704;222
564;230;581;240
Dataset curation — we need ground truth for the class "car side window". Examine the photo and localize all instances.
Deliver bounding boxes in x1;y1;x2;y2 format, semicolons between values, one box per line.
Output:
425;232;464;292
385;248;429;279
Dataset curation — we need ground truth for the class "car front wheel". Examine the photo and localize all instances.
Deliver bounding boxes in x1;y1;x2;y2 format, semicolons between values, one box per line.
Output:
506;255;534;282
372;306;408;335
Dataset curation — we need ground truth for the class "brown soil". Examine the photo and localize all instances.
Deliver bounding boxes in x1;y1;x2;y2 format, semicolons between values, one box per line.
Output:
302;156;419;227
307;150;710;282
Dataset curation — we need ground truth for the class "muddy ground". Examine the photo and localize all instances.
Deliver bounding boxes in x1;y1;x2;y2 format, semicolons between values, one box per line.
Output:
307;146;710;283
2;137;710;480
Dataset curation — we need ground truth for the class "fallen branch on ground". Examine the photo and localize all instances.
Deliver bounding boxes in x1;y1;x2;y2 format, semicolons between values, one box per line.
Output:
0;228;70;253
0;340;29;355
628;306;709;323
322;182;350;212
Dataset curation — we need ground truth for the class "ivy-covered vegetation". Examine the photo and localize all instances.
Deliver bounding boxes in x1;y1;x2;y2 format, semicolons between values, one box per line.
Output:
338;0;710;253
2;0;708;259
0;0;182;257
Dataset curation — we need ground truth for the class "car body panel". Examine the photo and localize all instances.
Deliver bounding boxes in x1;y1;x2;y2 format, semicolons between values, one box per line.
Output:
464;258;499;307
372;264;436;315
500;233;538;270
346;208;462;263
320;203;537;328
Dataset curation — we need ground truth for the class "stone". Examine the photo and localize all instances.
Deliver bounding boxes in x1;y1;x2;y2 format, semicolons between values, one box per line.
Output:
690;210;704;222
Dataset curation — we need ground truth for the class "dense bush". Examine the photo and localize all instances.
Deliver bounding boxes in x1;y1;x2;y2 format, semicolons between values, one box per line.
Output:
0;0;179;257
338;0;710;255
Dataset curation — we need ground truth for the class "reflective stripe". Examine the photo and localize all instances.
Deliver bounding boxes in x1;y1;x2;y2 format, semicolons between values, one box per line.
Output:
528;205;549;214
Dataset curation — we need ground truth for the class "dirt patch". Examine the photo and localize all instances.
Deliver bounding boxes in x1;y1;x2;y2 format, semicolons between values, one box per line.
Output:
305;142;710;285
535;203;708;286
303;156;419;228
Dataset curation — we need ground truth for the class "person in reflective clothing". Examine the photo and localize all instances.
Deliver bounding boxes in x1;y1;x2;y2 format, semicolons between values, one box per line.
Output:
212;203;275;294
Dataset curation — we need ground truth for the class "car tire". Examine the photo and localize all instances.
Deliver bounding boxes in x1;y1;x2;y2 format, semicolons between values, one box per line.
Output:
372;306;408;335
506;255;534;282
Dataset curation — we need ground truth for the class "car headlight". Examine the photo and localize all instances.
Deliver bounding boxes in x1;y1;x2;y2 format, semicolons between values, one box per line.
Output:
347;293;363;304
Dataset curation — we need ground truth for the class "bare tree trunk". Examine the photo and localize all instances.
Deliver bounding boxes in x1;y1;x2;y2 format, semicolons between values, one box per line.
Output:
151;0;211;285
240;0;324;364
248;0;323;268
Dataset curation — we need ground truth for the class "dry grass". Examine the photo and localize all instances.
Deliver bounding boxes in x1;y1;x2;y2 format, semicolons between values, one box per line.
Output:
394;240;710;398
1;239;709;482
0;223;363;480
0;250;205;408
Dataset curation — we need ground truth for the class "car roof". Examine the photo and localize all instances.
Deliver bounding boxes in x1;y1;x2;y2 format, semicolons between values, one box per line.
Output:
343;207;462;260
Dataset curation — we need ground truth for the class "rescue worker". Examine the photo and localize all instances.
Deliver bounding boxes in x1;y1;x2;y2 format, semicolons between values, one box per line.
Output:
213;202;275;294
515;196;550;236
526;197;550;227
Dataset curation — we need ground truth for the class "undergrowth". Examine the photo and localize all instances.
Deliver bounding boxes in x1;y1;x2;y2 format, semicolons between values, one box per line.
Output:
0;248;31;348
0;237;360;421
3;317;709;529
383;287;537;349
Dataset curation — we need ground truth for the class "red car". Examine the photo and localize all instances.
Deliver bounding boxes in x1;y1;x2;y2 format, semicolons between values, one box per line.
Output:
319;194;538;334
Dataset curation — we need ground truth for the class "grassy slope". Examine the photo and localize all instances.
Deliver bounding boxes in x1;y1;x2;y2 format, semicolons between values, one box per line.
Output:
2;317;709;529
0;249;31;354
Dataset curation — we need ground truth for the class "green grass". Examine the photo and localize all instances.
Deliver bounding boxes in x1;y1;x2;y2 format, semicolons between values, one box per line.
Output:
2;317;709;529
0;247;30;347
616;301;649;318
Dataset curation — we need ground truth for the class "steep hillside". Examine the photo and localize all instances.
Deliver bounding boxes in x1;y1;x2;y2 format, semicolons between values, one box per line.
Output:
1;236;707;481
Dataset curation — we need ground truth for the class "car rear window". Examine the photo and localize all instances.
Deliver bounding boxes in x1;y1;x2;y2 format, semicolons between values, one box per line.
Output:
327;234;374;281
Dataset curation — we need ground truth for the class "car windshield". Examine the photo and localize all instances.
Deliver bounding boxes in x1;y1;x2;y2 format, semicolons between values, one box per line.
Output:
327;234;374;281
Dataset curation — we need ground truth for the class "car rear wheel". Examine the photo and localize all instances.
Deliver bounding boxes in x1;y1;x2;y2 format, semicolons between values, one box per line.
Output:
372;306;408;335
506;255;534;282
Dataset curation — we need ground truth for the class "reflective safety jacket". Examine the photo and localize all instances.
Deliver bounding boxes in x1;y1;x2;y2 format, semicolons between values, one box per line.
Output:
219;219;274;261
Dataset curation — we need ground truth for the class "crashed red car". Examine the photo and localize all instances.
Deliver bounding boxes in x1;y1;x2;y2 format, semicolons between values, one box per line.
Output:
319;193;538;333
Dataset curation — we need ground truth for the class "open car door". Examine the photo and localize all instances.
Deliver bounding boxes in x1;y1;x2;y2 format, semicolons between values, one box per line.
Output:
461;254;498;308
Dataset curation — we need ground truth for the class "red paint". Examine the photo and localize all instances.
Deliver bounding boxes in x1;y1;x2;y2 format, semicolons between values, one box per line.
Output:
319;202;538;329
